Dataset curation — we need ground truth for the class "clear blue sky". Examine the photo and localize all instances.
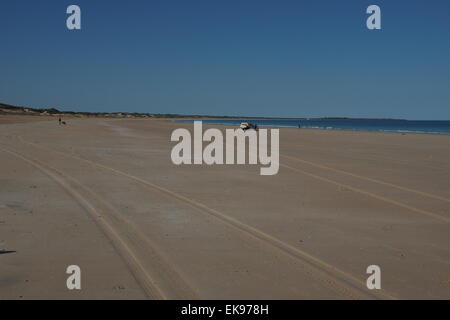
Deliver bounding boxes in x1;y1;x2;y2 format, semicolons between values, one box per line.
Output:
1;0;449;119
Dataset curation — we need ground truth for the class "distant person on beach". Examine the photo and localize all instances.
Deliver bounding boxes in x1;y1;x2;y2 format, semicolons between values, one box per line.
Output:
58;117;62;125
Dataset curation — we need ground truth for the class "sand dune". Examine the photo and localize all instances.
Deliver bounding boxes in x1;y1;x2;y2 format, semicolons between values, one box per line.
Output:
0;117;449;299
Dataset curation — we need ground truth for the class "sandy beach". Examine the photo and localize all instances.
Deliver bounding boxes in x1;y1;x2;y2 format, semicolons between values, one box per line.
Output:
0;116;449;299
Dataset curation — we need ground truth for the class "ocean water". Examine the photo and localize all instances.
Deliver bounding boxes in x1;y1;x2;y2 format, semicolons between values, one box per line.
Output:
175;119;450;135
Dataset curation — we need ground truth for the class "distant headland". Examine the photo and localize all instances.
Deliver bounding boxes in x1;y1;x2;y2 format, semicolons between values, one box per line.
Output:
0;102;405;121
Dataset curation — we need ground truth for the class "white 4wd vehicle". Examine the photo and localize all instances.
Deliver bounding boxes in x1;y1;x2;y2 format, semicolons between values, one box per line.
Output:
239;122;258;131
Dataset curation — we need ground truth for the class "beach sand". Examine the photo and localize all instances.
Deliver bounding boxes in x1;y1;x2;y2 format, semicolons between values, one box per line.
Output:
0;116;449;299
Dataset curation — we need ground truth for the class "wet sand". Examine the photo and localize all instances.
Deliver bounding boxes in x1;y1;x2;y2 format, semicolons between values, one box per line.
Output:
0;117;449;299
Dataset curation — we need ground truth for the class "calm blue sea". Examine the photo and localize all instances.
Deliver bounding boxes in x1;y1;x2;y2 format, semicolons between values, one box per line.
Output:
175;119;450;135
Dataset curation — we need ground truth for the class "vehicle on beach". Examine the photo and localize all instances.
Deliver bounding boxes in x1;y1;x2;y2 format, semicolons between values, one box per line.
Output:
240;122;258;131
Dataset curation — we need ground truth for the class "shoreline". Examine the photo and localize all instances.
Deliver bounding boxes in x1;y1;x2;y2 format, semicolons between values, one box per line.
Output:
2;114;450;136
170;119;450;136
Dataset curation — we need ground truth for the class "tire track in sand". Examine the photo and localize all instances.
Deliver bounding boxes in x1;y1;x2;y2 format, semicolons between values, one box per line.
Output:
280;156;450;223
282;154;450;204
281;141;450;173
16;136;396;300
0;146;198;300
